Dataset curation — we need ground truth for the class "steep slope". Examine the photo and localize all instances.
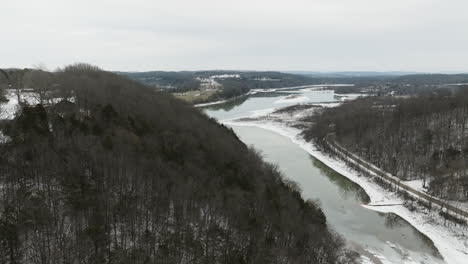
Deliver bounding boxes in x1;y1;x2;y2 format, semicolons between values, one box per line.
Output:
0;64;350;264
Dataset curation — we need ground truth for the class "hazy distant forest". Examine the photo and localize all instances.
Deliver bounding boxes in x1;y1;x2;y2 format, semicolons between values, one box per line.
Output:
123;70;468;104
304;86;468;202
0;66;352;264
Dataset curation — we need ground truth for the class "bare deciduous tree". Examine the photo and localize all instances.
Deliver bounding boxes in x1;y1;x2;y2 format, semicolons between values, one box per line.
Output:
24;66;54;104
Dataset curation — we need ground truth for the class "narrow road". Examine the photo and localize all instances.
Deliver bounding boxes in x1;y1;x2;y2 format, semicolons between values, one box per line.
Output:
326;138;468;219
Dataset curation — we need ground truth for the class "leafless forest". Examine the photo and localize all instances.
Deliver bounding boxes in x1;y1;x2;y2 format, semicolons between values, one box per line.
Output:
304;87;468;201
0;65;351;264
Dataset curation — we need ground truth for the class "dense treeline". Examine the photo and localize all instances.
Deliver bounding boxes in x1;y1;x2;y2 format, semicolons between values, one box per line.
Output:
122;71;318;102
123;71;315;90
302;73;468;87
304;86;468;201
391;74;468;86
215;79;250;99
122;71;200;90
0;64;351;264
123;70;468;105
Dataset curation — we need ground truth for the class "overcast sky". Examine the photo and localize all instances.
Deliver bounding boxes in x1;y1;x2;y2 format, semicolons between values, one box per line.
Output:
1;0;467;72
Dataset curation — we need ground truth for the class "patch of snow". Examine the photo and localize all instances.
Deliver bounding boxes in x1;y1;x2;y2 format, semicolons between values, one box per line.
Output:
1;89;76;120
0;89;42;120
196;77;222;87
0;90;20;120
312;102;342;108
211;74;240;79
360;255;373;264
324;84;355;87
404;179;426;191
194;99;228;108
446;83;468;86
0;131;11;144
21;91;40;105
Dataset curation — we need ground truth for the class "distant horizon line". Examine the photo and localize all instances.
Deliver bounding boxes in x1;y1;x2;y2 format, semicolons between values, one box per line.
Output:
115;69;468;75
2;66;467;75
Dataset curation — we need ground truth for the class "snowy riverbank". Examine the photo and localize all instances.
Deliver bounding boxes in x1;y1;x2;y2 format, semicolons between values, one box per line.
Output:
222;119;468;264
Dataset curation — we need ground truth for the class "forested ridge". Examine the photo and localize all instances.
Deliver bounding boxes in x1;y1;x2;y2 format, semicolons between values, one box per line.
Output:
123;71;315;90
121;70;468;105
0;65;350;263
304;86;468;202
122;71;319;104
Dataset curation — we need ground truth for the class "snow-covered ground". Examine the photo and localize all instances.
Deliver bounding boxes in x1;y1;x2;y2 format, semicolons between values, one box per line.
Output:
195;99;230;107
196;77;223;88
0;90;20;120
312;102;342;108
0;89;43;120
0;131;10;143
0;90;44;143
403;179;468;213
195;74;240;89
211;74;240;79
222;115;468;264
338;141;468;215
0;89;73;143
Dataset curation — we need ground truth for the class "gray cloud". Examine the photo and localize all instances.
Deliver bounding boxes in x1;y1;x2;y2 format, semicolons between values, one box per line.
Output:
1;0;467;72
